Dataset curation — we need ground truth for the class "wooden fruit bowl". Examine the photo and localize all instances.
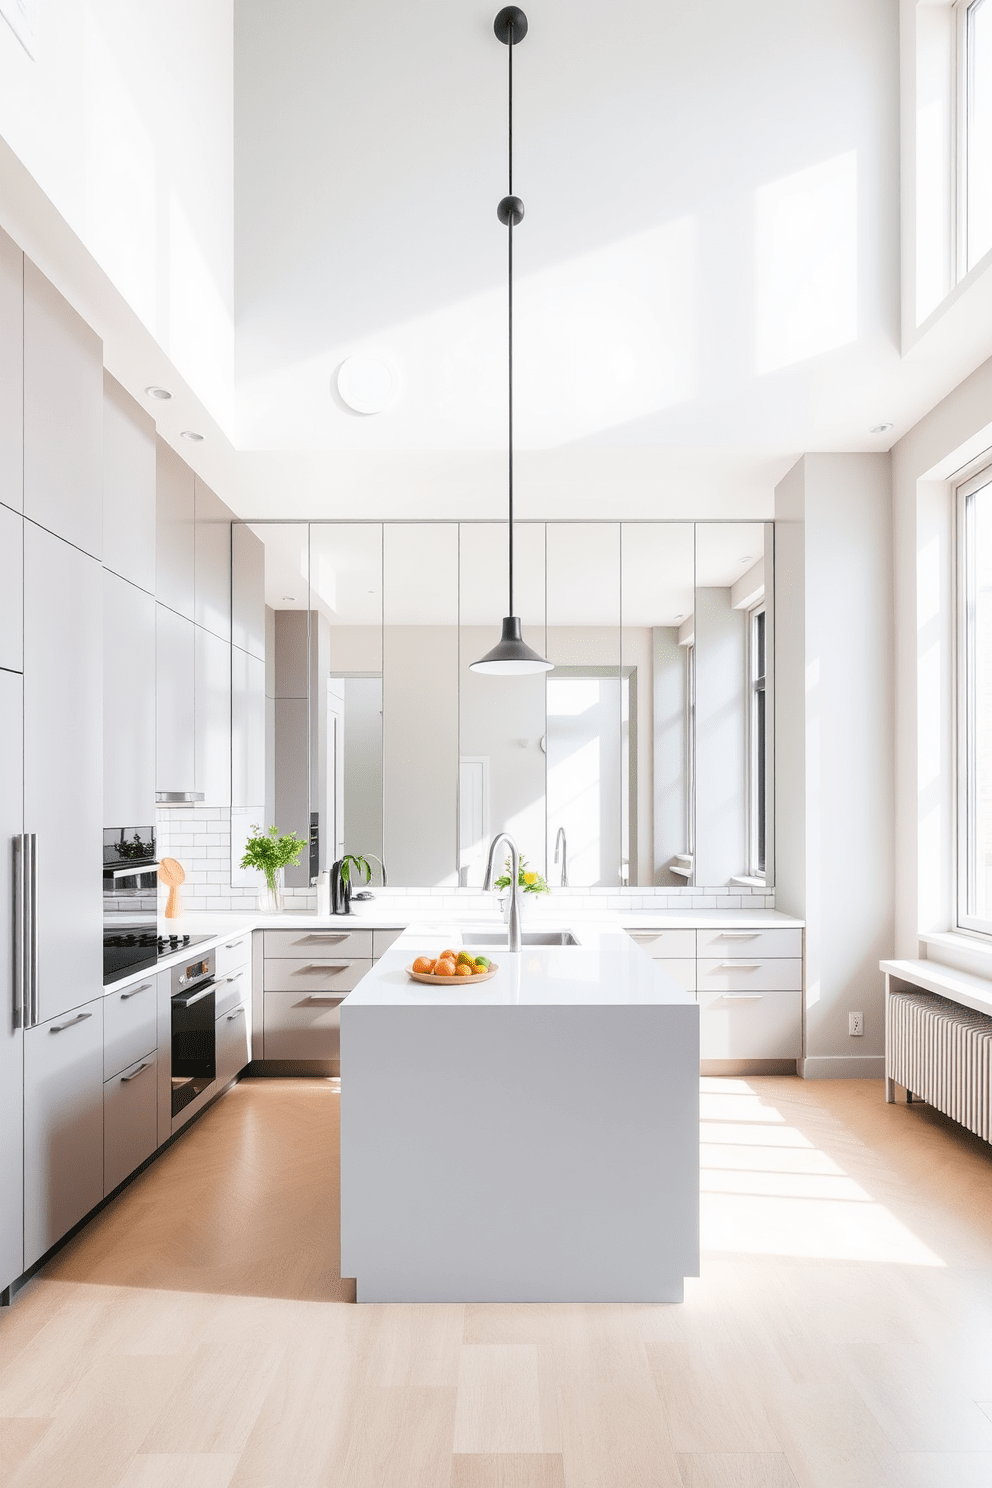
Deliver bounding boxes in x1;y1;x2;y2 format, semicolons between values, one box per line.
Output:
406;961;500;986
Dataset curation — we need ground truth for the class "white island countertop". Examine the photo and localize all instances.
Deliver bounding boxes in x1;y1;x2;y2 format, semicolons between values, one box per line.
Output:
344;924;696;1007
339;923;699;1304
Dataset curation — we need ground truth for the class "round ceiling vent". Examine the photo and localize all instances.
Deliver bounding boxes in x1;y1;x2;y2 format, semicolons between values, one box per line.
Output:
336;354;401;415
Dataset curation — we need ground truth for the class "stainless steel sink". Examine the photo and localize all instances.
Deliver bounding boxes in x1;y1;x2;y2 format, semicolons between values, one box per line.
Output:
466;931;580;946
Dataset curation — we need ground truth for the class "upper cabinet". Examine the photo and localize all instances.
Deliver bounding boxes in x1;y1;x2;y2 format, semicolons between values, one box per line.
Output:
232;522;266;660
194;477;232;642
0;504;23;673
103;375;156;594
156;438;195;619
0;227;23;515
23;260;103;559
104;571;156;827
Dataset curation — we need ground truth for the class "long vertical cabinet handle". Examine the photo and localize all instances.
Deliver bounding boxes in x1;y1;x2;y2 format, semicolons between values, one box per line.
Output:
27;833;38;1028
12;835;24;1028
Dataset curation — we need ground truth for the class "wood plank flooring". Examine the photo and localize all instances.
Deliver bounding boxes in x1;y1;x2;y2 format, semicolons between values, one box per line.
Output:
3;1075;992;1486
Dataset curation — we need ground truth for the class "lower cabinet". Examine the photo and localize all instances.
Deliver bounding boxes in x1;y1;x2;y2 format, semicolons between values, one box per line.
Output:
24;998;104;1269
104;1053;158;1195
697;989;802;1060
263;991;347;1060
216;1001;251;1086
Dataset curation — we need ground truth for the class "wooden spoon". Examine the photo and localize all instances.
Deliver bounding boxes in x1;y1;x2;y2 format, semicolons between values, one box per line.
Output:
158;857;186;920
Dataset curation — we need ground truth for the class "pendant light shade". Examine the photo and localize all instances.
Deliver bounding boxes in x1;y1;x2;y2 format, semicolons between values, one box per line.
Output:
470;616;554;675
470;7;552;678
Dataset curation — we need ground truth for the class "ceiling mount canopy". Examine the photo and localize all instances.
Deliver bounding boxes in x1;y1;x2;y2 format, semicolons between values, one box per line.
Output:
471;7;553;678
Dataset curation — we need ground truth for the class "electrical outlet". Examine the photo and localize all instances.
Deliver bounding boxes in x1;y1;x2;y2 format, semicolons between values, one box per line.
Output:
849;1011;864;1037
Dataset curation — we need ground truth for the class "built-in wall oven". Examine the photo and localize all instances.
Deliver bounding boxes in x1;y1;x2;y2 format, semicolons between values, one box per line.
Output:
171;951;216;1117
103;826;158;984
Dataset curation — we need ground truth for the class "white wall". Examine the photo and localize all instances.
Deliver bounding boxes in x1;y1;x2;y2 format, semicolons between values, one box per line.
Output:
775;453;894;1075
0;0;234;429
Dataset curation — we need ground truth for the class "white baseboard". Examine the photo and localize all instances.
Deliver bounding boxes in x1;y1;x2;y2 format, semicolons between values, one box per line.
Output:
801;1055;885;1080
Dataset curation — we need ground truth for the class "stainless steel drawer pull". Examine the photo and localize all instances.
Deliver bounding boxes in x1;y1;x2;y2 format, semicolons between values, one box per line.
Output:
302;962;351;971
716;932;760;940
224;941;244;949
120;982;153;1000
715;962;762;970
121;1061;152;1081
719;993;764;1001
50;1012;93;1032
305;996;344;1006
226;1008;245;1021
306;934;348;941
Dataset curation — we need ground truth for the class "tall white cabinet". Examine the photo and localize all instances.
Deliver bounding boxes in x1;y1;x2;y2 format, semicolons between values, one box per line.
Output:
23;524;103;1024
0;667;24;1293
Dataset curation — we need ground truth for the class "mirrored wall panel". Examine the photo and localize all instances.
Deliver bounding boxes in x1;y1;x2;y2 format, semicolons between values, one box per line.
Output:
459;523;547;886
693;522;773;888
621;523;695;886
232;519;775;892
547;524;621;888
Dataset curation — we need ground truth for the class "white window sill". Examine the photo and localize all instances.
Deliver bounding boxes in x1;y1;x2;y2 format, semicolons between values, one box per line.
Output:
919;929;992;981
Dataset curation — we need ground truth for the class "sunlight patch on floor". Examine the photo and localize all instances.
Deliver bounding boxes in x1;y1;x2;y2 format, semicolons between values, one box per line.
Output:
699;1079;945;1267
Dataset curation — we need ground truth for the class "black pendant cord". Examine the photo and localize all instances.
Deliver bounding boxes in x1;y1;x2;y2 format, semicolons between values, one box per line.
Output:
507;27;515;620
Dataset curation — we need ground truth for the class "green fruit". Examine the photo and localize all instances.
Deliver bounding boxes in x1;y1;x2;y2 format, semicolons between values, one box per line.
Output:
474;955;491;969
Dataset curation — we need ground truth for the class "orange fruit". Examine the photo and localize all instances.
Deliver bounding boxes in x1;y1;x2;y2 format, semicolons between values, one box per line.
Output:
433;959;456;977
472;962;488;974
412;956;434;975
439;949;459;963
455;963;473;976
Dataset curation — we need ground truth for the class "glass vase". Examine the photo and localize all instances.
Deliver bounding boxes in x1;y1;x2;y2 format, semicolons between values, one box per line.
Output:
259;869;285;915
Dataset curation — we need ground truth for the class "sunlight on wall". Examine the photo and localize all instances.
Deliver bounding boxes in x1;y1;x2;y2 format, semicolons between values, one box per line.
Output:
755;152;858;374
700;1081;944;1265
236;215;698;450
83;11;156;330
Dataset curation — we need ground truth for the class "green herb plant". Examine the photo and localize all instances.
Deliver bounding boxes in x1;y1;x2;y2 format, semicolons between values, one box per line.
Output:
338;854;373;886
494;854;550;896
239;825;307;898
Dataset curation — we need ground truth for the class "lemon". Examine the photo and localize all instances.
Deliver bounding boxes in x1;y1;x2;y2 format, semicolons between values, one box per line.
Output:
523;871;537;885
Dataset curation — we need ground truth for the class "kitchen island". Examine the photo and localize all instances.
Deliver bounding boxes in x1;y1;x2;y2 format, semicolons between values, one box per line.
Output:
339;927;699;1303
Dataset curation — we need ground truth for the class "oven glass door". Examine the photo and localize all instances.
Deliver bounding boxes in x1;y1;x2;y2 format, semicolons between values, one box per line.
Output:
171;982;216;1115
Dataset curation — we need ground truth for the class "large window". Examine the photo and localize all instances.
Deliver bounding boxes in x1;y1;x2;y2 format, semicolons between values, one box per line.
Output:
958;470;992;932
915;0;992;322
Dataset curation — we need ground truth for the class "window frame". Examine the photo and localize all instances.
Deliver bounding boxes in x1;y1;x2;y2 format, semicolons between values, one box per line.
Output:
746;602;767;881
956;462;992;937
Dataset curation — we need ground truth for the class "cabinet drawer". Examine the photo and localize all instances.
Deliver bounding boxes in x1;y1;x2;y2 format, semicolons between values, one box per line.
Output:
698;989;802;1060
696;926;802;959
263;990;344;1060
263;957;372;994
650;957;696;994
625;928;696;959
697;958;803;992
24;998;104;1268
264;928;372;960
215;966;250;1019
104;975;157;1079
373;927;405;959
216;1002;250;1087
104;1053;158;1195
215;933;252;977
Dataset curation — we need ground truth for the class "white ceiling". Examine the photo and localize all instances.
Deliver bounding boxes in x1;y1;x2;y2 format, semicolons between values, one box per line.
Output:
228;0;954;520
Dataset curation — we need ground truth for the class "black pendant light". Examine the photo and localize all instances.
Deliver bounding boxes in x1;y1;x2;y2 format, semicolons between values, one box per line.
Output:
470;6;553;677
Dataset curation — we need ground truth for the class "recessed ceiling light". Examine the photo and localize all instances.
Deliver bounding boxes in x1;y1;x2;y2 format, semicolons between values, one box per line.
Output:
180;430;204;442
674;613;684;621
740;555;753;564
282;595;296;602
870;422;893;434
145;385;172;400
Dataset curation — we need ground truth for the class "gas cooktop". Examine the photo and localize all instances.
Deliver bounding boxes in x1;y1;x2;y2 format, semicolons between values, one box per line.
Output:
103;929;216;984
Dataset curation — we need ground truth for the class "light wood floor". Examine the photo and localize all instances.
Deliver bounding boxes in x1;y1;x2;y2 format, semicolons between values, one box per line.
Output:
3;1075;992;1487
